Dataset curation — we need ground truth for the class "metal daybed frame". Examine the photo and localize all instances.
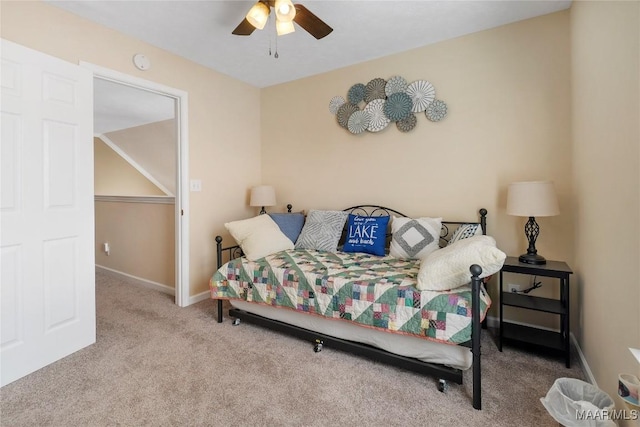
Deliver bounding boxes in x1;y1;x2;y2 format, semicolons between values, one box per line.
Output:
213;206;488;410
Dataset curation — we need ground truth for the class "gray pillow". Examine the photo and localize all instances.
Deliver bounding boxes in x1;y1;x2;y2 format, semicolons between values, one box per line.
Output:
295;210;348;252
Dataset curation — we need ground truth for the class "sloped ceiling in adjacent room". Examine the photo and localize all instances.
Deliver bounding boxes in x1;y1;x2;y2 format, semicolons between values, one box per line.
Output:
94;78;176;196
103;120;177;196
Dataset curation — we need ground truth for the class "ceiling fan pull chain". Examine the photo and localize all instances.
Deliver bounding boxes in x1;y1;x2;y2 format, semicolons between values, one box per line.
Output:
268;14;272;56
272;14;279;58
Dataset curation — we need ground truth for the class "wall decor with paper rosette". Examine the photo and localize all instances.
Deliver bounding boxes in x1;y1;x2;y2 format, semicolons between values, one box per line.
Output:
329;76;448;135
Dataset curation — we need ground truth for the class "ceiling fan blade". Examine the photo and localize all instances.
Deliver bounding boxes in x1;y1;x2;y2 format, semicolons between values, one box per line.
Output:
232;18;257;36
293;4;333;39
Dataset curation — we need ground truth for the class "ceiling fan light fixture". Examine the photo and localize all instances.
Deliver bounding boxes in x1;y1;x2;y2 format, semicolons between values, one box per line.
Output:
275;0;296;22
246;1;270;30
276;18;295;36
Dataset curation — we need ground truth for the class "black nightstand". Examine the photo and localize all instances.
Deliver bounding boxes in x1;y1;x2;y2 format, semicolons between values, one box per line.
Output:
498;256;573;367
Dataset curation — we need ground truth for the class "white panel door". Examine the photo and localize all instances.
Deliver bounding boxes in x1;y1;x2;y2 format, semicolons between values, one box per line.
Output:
1;39;95;387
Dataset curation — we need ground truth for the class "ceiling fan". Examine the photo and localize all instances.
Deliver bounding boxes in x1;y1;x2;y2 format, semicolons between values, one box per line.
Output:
232;0;333;39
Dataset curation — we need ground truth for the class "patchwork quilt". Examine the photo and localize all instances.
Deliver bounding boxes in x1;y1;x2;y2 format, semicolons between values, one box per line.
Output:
210;249;491;345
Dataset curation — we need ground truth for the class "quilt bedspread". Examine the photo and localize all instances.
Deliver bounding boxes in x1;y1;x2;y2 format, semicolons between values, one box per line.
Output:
210;249;491;345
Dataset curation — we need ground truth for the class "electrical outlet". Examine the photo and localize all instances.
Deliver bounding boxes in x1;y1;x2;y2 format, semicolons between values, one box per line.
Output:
508;284;521;293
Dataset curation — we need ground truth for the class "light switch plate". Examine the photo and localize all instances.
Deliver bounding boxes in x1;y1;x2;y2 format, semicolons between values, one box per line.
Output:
190;179;202;192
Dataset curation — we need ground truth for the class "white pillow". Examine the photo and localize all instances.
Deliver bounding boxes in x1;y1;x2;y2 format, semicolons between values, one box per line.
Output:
390;216;442;259
417;235;506;291
225;214;294;261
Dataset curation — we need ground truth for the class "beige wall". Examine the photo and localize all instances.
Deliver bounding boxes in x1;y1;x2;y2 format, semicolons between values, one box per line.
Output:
571;0;640;421
95;201;175;286
94;136;173;287
94;137;166;196
262;11;573;325
1;0;262;296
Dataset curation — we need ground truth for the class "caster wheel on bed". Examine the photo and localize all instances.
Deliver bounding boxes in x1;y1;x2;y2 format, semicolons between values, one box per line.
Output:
313;340;323;353
437;379;448;393
232;318;241;326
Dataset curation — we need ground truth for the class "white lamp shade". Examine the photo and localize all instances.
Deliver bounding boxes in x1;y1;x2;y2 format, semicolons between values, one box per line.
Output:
275;0;296;22
506;181;560;217
250;185;276;207
276;19;295;35
246;2;270;30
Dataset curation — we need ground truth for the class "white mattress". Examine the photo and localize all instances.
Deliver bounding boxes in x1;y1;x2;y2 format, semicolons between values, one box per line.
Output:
230;300;472;370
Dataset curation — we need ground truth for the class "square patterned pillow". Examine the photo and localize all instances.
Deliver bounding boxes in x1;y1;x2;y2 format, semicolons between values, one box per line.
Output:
225;214;294;261
417;235;506;291
268;212;305;244
295;210;348;252
390;216;442;259
447;223;483;246
342;214;390;256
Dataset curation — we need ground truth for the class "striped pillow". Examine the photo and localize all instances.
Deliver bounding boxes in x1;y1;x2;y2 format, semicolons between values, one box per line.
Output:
295;210;348;252
447;223;482;246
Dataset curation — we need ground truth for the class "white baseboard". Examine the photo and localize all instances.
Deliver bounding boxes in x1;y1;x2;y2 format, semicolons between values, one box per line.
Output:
484;316;594;386
189;290;211;305
96;265;175;296
96;265;213;307
571;333;597;386
485;315;499;329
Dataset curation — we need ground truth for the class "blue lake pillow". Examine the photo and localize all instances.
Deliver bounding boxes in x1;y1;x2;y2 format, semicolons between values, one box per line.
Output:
268;212;305;244
342;214;390;256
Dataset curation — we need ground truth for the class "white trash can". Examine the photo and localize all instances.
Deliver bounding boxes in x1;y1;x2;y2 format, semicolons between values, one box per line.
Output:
541;378;616;426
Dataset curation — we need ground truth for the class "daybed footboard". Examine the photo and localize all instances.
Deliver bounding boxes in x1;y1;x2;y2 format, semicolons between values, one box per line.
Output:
470;264;483;410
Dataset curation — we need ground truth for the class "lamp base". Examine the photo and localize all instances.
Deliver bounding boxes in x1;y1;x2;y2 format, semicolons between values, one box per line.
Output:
519;253;547;265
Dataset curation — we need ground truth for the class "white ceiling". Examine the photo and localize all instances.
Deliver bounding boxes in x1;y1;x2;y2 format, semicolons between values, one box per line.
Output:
93;78;175;134
49;0;571;89
50;0;571;132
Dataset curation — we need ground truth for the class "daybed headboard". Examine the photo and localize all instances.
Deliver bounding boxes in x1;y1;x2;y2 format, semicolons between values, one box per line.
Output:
215;205;488;267
340;205;488;249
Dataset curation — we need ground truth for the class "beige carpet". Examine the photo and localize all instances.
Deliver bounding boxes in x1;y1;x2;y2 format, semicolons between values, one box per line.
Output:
0;270;586;426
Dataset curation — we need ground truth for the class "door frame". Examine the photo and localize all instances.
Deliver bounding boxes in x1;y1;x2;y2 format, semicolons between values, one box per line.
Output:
81;62;190;307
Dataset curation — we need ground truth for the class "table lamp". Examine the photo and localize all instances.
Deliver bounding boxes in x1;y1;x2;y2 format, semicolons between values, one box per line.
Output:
249;185;276;214
506;181;559;265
